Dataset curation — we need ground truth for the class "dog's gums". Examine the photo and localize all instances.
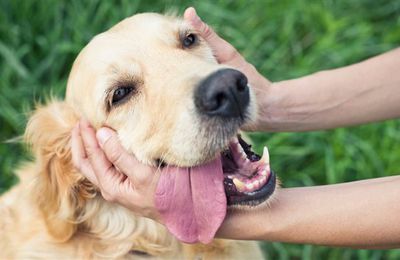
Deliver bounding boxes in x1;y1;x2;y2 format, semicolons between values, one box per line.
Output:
222;135;275;206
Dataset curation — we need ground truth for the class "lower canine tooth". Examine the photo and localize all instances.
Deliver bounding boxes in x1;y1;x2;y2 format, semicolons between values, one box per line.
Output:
233;178;246;192
261;146;270;164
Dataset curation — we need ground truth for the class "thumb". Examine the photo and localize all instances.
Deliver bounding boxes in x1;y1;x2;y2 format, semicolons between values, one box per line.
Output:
96;127;141;177
97;127;158;187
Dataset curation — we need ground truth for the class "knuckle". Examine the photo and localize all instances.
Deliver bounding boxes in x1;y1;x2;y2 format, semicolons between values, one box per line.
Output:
202;24;214;39
107;144;124;165
84;146;96;159
71;157;85;173
101;190;115;202
226;46;240;61
74;164;84;173
71;156;80;168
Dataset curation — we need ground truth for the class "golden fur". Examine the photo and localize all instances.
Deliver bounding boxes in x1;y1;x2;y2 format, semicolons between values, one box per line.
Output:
0;13;263;259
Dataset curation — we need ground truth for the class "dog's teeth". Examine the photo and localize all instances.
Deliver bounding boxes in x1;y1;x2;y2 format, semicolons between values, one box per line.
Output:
260;169;268;176
233;178;246;192
261;146;270;164
252;180;260;190
259;175;267;185
246;182;254;191
245;158;250;164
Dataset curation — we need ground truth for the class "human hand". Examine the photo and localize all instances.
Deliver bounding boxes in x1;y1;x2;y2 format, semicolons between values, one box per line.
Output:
72;120;226;243
71;119;162;222
184;7;272;130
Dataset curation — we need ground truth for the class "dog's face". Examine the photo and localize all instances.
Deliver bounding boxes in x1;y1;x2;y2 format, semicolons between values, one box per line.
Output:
66;13;255;167
65;13;276;209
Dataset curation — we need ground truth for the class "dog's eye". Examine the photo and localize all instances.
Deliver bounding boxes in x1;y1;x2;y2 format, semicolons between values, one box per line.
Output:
129;250;151;257
112;86;134;104
182;33;197;48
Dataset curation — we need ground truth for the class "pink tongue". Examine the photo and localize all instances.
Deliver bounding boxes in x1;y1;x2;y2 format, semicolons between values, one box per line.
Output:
155;156;227;244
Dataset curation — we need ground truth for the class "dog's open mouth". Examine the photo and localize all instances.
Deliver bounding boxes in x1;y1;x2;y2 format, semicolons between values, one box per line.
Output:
221;135;276;206
155;134;276;244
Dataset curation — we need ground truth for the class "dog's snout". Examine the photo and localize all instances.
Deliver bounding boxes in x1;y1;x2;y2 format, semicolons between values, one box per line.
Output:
195;69;249;118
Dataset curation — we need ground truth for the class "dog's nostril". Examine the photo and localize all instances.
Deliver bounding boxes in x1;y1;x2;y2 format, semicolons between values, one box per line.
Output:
236;77;247;92
237;84;245;92
215;92;226;108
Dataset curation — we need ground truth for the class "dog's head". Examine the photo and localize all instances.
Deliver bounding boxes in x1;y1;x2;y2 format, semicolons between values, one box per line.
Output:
25;13;276;249
66;13;255;166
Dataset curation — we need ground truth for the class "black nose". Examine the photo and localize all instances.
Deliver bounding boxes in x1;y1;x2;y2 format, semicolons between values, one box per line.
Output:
194;69;249;118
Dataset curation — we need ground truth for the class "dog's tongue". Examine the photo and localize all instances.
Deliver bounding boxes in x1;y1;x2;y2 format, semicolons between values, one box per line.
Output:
155;156;226;244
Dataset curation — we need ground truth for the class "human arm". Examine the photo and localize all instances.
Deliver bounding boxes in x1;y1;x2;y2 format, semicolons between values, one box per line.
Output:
218;175;400;248
262;48;400;131
185;7;400;132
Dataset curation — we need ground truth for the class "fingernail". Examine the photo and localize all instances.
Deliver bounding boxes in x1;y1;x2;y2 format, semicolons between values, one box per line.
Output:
96;128;112;148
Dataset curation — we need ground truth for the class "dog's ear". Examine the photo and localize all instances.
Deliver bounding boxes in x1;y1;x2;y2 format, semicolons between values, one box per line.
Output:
25;100;95;242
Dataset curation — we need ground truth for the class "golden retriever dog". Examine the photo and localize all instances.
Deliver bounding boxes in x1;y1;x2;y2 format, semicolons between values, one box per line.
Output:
0;13;276;259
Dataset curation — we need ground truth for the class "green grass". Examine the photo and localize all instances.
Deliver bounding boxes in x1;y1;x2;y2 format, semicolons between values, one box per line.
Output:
1;0;400;258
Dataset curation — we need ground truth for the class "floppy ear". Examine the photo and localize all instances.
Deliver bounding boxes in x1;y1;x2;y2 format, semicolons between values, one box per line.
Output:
25;100;95;242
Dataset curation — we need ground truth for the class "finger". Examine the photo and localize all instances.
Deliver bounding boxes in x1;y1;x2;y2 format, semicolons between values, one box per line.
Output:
79;120;122;186
184;7;240;64
184;7;215;40
96;127;152;182
71;122;99;185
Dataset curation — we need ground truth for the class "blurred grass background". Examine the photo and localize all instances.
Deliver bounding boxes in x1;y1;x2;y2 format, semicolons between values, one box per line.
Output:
0;0;399;258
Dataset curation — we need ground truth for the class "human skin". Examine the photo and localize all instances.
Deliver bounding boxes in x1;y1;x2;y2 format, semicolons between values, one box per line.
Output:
72;7;400;248
262;48;400;132
218;176;400;248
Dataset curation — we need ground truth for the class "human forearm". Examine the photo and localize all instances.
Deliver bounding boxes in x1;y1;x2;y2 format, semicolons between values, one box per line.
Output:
259;48;400;131
218;176;400;248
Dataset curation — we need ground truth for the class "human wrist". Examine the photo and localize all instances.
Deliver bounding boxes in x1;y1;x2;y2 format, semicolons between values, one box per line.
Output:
236;62;275;132
216;189;287;240
252;79;289;132
216;209;269;240
254;73;326;132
